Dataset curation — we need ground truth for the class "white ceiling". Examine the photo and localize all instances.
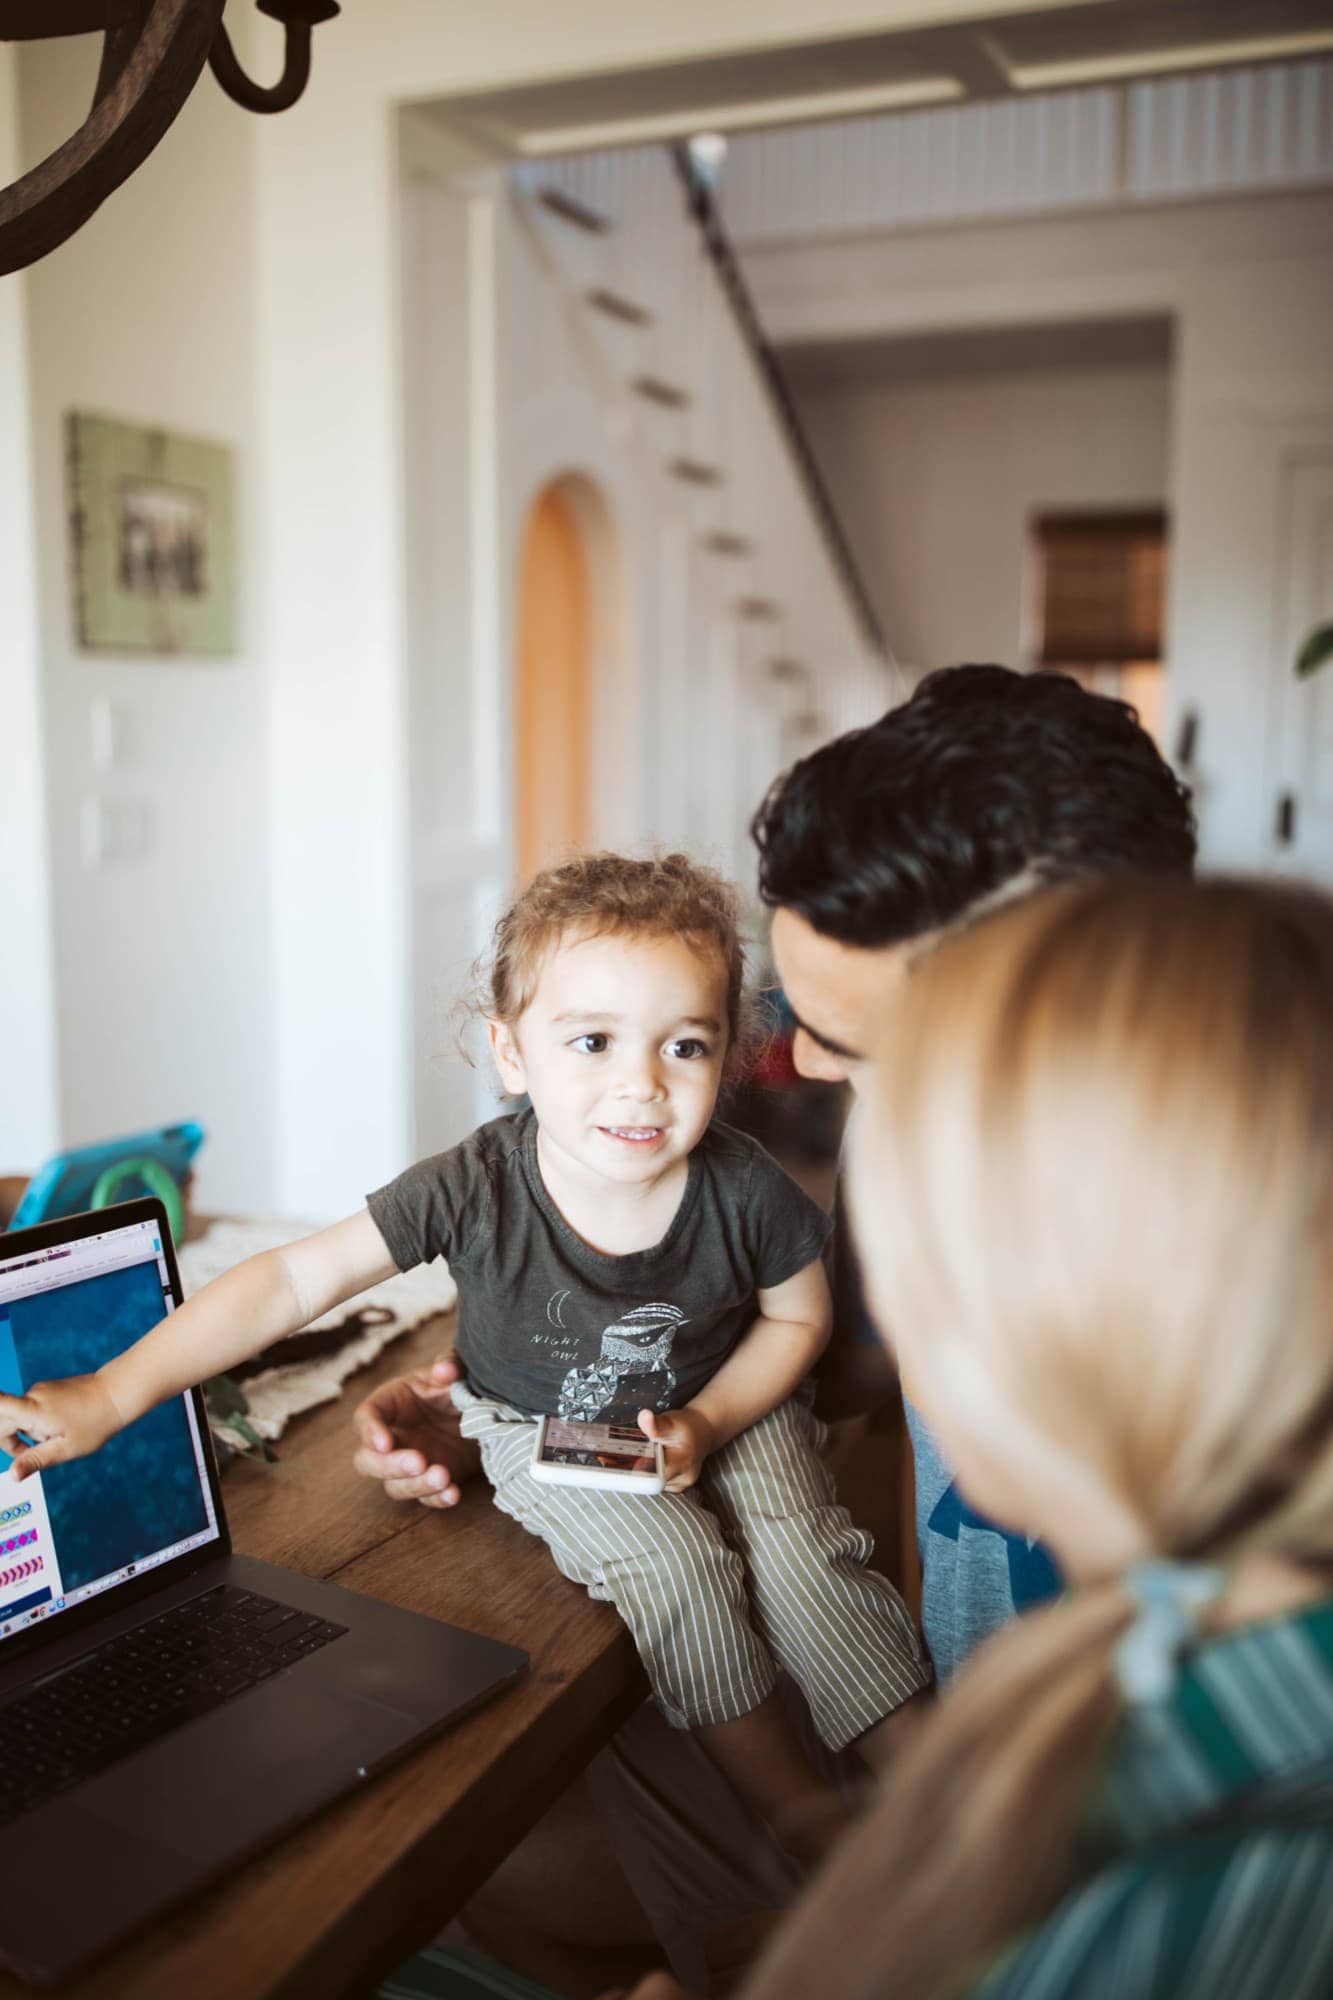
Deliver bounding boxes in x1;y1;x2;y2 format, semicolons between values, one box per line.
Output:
420;1;1333;156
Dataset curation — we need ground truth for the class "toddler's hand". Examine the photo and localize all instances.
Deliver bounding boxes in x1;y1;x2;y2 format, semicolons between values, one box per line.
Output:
638;1405;716;1492
0;1373;127;1480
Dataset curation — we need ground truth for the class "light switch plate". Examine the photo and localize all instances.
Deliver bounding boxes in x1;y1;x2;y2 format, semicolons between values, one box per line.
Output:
81;797;150;867
89;696;133;772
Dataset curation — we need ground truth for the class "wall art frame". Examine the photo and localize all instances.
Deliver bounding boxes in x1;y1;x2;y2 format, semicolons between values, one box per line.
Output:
66;410;236;655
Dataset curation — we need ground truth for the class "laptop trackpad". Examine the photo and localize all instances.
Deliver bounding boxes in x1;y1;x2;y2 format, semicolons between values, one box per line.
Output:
77;1677;418;1859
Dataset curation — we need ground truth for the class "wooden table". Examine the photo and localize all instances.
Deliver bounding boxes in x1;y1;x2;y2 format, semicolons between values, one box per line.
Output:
0;1315;645;2000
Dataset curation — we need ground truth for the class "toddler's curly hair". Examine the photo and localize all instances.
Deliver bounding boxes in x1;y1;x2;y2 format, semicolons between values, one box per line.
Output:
475;851;751;1060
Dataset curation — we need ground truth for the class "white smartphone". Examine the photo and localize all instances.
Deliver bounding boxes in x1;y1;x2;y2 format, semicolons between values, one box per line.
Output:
531;1416;666;1494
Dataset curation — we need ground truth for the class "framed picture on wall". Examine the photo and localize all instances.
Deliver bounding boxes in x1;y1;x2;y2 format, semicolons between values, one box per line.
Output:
66;411;236;655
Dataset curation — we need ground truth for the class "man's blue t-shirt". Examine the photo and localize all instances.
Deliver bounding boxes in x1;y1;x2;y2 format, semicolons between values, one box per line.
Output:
903;1397;1062;1680
831;1191;1061;1678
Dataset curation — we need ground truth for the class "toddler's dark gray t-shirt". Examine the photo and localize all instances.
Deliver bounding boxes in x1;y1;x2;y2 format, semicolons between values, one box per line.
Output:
367;1108;831;1422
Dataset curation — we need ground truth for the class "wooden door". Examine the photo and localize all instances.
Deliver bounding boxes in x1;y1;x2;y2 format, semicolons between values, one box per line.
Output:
515;484;593;882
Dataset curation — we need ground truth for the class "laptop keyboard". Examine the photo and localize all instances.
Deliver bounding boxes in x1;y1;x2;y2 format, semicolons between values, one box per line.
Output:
0;1584;347;1829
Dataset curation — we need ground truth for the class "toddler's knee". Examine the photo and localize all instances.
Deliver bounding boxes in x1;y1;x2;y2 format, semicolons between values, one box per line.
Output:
599;1544;744;1620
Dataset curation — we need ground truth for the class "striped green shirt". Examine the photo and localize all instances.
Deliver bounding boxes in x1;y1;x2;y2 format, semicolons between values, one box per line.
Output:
970;1597;1333;1999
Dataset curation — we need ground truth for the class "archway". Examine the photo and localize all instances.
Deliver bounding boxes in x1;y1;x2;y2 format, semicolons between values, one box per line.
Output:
514;475;616;881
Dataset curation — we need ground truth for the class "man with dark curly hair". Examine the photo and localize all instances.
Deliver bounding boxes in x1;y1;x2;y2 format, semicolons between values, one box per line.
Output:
751;663;1196;1677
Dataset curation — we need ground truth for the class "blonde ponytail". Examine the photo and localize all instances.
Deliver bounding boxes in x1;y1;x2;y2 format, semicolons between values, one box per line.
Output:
745;1588;1131;2000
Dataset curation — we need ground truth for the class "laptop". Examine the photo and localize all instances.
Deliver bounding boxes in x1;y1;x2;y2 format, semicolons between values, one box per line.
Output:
0;1198;529;1987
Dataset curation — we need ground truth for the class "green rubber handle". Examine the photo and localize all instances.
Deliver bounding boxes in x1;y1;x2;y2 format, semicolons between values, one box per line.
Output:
90;1156;184;1244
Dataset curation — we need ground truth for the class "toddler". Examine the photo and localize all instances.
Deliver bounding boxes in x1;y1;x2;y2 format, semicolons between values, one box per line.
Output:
0;853;928;1855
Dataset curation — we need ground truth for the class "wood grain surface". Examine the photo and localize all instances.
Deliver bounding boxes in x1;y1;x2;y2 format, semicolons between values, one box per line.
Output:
0;1313;645;2000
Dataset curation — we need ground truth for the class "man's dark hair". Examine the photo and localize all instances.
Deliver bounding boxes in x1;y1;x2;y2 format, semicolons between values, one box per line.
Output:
752;664;1197;947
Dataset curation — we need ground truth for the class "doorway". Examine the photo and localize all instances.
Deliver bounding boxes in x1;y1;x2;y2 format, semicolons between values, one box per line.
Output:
514;476;614;882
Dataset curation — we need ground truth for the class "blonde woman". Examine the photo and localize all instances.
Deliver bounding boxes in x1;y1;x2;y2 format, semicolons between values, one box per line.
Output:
624;874;1333;2000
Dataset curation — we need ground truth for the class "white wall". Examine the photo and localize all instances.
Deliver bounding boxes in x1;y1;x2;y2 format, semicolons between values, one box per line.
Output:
1169;237;1333;872
742;192;1333;870
797;358;1169;676
0;46;59;1178
13;30;273;1213
6;2;906;1215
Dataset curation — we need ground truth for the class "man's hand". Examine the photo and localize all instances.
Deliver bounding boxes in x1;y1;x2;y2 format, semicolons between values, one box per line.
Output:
351;1355;480;1508
0;1373;127;1480
637;1405;716;1492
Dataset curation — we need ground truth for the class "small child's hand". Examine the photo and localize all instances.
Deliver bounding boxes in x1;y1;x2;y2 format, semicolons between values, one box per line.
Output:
0;1373;127;1480
638;1405;716;1492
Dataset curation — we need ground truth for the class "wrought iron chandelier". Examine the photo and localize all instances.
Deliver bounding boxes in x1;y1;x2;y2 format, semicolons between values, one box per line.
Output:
0;2;339;276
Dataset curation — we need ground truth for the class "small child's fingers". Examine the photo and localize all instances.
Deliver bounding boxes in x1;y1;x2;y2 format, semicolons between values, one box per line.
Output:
641;1408;686;1450
0;1398;44;1457
383;1462;452;1503
405;1480;459;1509
351;1399;393;1452
382;1472;434;1502
405;1358;459;1403
10;1439;64;1481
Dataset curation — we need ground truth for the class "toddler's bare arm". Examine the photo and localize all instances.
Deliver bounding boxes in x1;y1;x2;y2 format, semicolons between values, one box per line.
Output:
640;1259;831;1488
0;1208;398;1478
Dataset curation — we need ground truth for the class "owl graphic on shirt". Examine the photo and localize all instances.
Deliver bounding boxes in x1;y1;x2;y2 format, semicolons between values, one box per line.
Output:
557;1302;687;1422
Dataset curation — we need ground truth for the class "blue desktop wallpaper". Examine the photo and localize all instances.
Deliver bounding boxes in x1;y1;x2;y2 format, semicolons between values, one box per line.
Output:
0;1260;209;1591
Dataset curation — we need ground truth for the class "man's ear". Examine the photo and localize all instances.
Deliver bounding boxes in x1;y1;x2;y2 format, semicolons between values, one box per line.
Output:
489;1018;526;1097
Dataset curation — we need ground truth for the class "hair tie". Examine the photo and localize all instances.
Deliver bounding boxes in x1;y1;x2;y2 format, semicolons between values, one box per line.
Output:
1113;1559;1227;1706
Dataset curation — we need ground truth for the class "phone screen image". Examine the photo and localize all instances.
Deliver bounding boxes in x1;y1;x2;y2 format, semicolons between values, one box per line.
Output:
539;1419;657;1474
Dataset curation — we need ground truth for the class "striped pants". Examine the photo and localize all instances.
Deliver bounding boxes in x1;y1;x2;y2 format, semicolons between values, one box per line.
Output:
455;1386;931;1750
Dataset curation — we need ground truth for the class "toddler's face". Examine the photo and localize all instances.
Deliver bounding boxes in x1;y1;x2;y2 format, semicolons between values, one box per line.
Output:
490;929;729;1189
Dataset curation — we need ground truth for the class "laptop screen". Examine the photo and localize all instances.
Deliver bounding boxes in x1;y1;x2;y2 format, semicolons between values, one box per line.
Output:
0;1214;221;1645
